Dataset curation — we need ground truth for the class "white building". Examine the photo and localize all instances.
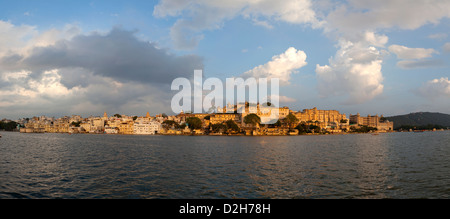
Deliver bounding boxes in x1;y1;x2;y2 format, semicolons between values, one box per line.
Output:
133;121;161;135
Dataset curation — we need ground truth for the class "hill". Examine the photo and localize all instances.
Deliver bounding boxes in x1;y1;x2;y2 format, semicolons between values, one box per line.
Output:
386;112;450;129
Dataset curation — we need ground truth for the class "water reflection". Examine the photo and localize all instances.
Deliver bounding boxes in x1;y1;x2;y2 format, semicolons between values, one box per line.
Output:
1;131;450;199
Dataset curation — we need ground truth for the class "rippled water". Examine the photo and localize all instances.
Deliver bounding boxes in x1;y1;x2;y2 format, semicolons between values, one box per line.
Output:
1;131;449;199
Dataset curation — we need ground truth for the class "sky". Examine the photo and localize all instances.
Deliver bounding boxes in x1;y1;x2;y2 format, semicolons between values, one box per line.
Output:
0;0;449;119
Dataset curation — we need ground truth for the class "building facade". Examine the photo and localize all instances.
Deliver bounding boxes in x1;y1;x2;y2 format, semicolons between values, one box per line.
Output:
293;107;348;130
349;113;394;131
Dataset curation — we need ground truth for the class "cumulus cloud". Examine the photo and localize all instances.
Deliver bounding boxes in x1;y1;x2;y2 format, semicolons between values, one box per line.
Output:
417;77;450;99
444;43;450;53
388;45;442;69
153;0;322;50
241;47;308;85
0;20;81;57
325;0;450;33
276;95;297;103
0;20;37;56
18;28;203;85
314;0;450;103
396;59;444;69
316;32;387;104
0;21;203;118
388;45;438;60
428;33;448;40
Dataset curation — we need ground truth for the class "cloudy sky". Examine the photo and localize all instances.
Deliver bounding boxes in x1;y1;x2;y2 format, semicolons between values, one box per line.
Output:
0;0;449;119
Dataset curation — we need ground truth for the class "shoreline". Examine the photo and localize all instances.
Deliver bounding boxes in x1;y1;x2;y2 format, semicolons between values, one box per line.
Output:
3;129;448;137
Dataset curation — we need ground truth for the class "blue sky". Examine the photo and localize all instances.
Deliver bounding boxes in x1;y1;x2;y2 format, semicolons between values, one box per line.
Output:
0;0;449;119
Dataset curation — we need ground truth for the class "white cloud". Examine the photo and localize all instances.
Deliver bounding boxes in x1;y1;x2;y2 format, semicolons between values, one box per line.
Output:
278;95;297;103
315;32;387;104
252;18;274;29
325;0;450;33
388;45;438;60
444;42;450;53
241;47;308;85
154;0;321;49
0;21;200;118
418;77;450;99
396;59;444;69
388;44;442;69
0;20;37;56
428;33;447;40
260;94;297;105
0;20;81;58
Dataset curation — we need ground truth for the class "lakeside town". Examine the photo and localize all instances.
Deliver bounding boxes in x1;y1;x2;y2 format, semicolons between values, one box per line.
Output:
0;102;403;136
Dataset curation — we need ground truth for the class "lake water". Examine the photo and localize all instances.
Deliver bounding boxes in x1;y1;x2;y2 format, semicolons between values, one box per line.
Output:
1;131;449;199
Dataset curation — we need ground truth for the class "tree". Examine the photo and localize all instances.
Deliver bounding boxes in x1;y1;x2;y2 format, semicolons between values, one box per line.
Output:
162;120;178;129
71;121;81;127
114;114;122;118
295;123;308;134
269;119;282;128
283;113;299;128
186;117;202;130
244;114;261;127
0;121;18;131
225;120;240;133
309;125;321;134
211;123;227;133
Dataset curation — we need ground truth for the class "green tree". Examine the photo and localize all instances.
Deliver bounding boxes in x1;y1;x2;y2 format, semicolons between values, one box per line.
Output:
71;121;81;127
271;119;282;128
162;120;177;129
244;114;261;127
309;125;321;134
283;113;299;128
186;117;202;130
114;114;122;118
0;121;18;131
225;120;240;133
295;123;308;134
211;123;227;133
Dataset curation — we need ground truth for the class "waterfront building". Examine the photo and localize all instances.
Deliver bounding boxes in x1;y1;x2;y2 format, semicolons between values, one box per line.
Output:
238;102;290;125
294;107;348;128
210;113;241;125
133;120;161;135
349;113;394;131
105;126;119;134
118;121;134;135
69;115;82;124
80;122;91;133
91;118;105;133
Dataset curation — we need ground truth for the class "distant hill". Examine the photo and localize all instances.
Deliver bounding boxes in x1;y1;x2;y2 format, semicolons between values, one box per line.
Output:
386;112;450;129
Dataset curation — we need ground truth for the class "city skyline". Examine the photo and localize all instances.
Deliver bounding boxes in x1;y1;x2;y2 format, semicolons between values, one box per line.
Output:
1;0;449;119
